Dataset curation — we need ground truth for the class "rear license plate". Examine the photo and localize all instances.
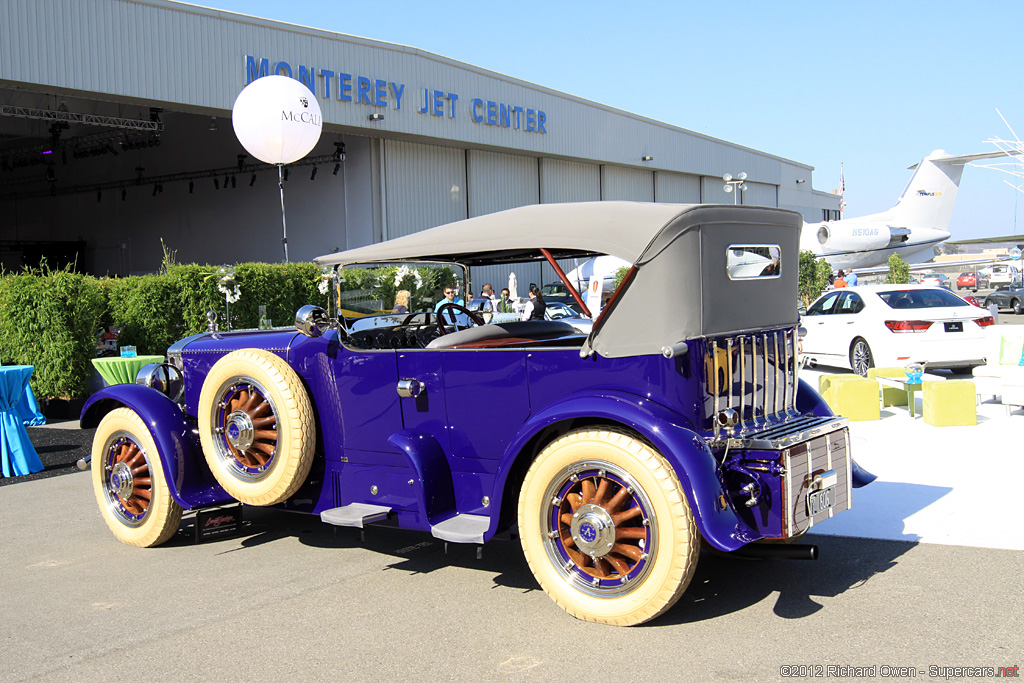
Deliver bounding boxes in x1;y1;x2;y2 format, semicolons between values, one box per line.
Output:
807;486;835;516
944;321;963;332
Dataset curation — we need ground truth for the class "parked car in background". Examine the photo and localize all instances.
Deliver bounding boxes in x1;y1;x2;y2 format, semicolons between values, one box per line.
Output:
990;264;1022;289
539;282;584;313
544;301;593;334
801;284;993;375
984;285;1024;315
961;295;984;308
956;271;989;290
919;272;952;289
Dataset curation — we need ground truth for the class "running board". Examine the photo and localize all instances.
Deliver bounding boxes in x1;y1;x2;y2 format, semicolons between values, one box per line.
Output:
430;514;489;544
320;503;391;528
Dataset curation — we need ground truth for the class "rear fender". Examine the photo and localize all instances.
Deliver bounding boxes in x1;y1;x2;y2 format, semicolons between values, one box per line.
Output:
80;385;232;509
493;390;762;552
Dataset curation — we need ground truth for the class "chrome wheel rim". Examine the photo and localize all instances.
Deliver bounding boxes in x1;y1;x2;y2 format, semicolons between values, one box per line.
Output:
852;341;872;376
539;460;655;598
210;376;279;482
102;431;154;527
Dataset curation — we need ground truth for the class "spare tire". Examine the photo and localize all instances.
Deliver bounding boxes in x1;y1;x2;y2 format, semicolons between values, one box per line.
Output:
198;349;314;506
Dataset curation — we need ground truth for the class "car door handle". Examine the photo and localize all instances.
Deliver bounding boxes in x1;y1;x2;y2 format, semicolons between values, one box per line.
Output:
396;378;423;398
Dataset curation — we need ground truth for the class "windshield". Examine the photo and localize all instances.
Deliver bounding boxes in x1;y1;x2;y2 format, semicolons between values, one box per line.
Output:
336;262;466;318
878;288;968;309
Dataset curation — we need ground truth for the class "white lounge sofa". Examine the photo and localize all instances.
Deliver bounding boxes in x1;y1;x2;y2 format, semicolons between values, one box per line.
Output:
972;326;1024;411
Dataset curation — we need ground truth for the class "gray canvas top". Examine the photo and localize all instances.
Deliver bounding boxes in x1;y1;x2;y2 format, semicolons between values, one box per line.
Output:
315;202;803;358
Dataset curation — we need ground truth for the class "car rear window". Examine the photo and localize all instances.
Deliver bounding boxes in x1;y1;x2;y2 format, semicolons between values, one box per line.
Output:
878;289;968;309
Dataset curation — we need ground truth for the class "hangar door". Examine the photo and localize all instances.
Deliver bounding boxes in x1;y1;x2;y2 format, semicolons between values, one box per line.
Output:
467;150;542;294
384;140;467;239
655;172;700;204
601;165;654;201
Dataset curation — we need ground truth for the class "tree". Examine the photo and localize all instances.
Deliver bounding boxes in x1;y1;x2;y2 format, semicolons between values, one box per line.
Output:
885;253;911;284
798;250;832;306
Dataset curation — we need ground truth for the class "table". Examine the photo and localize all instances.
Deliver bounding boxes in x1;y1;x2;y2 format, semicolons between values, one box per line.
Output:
877;373;944;418
91;355;166;386
0;365;44;477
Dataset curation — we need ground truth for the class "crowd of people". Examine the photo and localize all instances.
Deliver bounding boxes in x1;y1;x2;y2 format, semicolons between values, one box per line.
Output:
418;281;550;322
829;269;859;289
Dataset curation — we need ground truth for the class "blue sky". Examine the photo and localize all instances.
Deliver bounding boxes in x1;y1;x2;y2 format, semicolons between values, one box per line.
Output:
193;0;1023;241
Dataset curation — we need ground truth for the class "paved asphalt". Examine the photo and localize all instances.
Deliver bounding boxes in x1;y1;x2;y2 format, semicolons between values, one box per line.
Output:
2;315;1022;681
1;471;1022;683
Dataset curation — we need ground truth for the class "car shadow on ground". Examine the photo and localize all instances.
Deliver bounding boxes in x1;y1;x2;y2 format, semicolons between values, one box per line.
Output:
169;505;916;626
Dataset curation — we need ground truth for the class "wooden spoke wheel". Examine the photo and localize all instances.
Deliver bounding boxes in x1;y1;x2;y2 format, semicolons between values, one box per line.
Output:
92;408;182;547
519;428;699;626
199;349;314;507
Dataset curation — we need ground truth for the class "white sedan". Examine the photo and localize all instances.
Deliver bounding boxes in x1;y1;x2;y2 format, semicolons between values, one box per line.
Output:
801;284;993;375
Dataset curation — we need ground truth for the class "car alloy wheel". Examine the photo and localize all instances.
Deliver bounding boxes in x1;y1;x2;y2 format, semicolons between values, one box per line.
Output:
851;338;874;376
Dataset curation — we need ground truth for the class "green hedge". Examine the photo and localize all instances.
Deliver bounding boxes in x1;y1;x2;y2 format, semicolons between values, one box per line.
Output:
0;262;328;400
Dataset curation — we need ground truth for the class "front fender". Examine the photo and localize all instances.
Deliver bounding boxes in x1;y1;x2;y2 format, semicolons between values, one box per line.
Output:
493;390;761;552
80;385;232;510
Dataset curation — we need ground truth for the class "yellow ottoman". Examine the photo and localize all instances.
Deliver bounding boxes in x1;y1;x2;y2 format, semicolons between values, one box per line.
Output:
923;380;976;427
867;367;910;407
830;377;880;421
819;374;859;406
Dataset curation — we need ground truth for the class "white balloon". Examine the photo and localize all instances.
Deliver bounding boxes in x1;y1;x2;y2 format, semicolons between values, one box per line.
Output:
231;75;323;165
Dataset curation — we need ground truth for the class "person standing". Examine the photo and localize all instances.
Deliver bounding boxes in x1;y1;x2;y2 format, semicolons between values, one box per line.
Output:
480;283;497;307
834;270;848;288
845;270;859;286
498;287;514;313
520;283;547;321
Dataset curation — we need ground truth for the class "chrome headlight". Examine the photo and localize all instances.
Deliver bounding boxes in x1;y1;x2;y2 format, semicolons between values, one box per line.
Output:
295;305;330;338
135;362;185;403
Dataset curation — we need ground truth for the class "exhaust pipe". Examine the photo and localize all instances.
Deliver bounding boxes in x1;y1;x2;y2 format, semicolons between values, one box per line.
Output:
731;543;818;560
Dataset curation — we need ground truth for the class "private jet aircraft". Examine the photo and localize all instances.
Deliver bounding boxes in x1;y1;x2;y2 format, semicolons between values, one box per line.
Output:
802;149;1014;270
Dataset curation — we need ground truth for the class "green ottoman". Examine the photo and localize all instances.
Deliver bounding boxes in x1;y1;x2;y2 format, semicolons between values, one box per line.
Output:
867;367;910;407
923;380;976;427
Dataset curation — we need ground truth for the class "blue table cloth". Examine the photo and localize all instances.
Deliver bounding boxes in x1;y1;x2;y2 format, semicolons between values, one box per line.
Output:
1;365;44;477
16;381;46;426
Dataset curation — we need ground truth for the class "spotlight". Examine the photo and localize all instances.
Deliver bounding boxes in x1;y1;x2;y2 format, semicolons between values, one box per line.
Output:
333;163;340;175
152;185;159;197
223;174;230;188
214;178;219;190
188;180;194;194
208;117;218;132
310;166;317;181
249;174;256;187
641;155;653;161
334;141;346;160
231;175;237;188
368;113;384;121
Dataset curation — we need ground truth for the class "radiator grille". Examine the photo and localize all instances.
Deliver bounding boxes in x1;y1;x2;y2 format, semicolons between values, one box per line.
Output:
781;428;852;537
707;327;799;438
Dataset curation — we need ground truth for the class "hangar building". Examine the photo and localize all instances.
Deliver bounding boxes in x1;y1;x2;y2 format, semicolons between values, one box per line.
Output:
0;0;840;286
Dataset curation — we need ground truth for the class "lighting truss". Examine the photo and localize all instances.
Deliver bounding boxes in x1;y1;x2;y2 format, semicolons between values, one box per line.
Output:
0;105;163;132
0;154;341;201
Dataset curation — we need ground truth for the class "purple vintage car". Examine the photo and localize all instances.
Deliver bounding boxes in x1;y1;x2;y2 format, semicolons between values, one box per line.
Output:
81;202;871;625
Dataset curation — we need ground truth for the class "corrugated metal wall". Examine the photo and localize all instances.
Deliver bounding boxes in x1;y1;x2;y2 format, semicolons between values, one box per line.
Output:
655;171;700;203
743;181;779;207
467;150;540;292
601;166;654;201
383;140;467;239
539;159;600;203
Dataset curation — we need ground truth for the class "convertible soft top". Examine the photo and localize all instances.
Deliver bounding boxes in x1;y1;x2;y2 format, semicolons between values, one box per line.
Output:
315;201;803;358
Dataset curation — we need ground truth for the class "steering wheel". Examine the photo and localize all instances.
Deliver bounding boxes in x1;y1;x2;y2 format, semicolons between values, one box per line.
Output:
435;303;485;335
